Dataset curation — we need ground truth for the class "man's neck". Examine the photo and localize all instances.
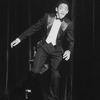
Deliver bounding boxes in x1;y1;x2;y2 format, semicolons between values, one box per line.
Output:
56;13;60;19
55;13;64;22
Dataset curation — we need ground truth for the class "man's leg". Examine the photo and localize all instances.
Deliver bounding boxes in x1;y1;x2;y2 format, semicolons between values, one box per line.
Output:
49;54;63;100
32;47;48;74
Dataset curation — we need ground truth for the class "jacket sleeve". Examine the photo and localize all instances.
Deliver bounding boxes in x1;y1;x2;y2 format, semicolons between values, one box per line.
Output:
18;13;47;41
67;22;74;52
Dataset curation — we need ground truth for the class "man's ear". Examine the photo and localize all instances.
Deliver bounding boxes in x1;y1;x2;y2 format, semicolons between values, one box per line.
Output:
66;10;69;14
55;7;57;12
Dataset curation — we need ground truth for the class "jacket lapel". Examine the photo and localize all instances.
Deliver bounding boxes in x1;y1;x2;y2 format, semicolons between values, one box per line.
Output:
46;14;69;38
47;15;55;29
61;20;69;31
57;20;69;38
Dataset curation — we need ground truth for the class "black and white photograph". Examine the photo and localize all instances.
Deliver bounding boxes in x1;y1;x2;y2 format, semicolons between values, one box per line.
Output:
0;0;94;100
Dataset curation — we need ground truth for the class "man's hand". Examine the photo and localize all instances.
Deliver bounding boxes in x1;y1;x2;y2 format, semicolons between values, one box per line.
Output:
63;50;71;61
11;38;21;48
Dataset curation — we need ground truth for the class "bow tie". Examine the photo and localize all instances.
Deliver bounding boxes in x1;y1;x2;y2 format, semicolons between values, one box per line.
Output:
56;17;63;22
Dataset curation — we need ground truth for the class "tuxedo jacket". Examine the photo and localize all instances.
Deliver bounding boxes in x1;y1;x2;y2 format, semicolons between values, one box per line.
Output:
18;13;74;52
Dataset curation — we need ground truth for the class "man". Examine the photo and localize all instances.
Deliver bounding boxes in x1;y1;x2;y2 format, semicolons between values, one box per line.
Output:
11;0;74;100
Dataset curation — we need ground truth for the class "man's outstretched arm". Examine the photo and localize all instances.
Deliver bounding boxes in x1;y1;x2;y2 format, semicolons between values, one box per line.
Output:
10;13;47;48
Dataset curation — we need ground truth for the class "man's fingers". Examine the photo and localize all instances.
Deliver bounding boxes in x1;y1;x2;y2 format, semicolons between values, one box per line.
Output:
11;43;14;48
63;50;71;61
65;57;69;61
63;53;66;57
65;55;70;60
63;54;70;61
11;41;16;48
13;42;17;46
63;54;68;58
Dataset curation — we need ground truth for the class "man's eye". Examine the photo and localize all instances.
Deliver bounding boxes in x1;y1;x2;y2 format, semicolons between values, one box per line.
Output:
59;7;63;9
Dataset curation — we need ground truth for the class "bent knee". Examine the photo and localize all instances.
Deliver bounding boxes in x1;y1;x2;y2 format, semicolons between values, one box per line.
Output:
32;68;41;74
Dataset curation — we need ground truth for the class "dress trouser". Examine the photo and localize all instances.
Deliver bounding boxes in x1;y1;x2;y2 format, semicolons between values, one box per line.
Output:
32;42;63;100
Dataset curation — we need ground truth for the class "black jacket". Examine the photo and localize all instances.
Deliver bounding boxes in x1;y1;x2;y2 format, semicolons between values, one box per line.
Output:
18;13;74;52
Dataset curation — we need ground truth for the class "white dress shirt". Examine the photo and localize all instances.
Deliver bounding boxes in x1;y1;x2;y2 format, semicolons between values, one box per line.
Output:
46;18;61;45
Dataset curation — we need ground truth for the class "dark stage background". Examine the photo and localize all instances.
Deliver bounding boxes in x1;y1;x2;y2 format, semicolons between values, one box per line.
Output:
0;0;94;100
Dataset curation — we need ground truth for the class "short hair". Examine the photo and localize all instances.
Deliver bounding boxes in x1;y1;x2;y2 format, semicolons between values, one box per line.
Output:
57;0;69;9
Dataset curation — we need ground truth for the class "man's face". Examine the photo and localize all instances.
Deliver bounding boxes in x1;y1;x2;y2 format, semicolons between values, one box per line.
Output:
56;3;69;19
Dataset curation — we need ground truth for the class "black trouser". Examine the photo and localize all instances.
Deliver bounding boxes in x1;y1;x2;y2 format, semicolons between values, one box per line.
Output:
32;42;63;100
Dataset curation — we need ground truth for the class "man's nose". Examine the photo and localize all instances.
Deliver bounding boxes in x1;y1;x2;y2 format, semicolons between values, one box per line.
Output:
61;11;65;13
